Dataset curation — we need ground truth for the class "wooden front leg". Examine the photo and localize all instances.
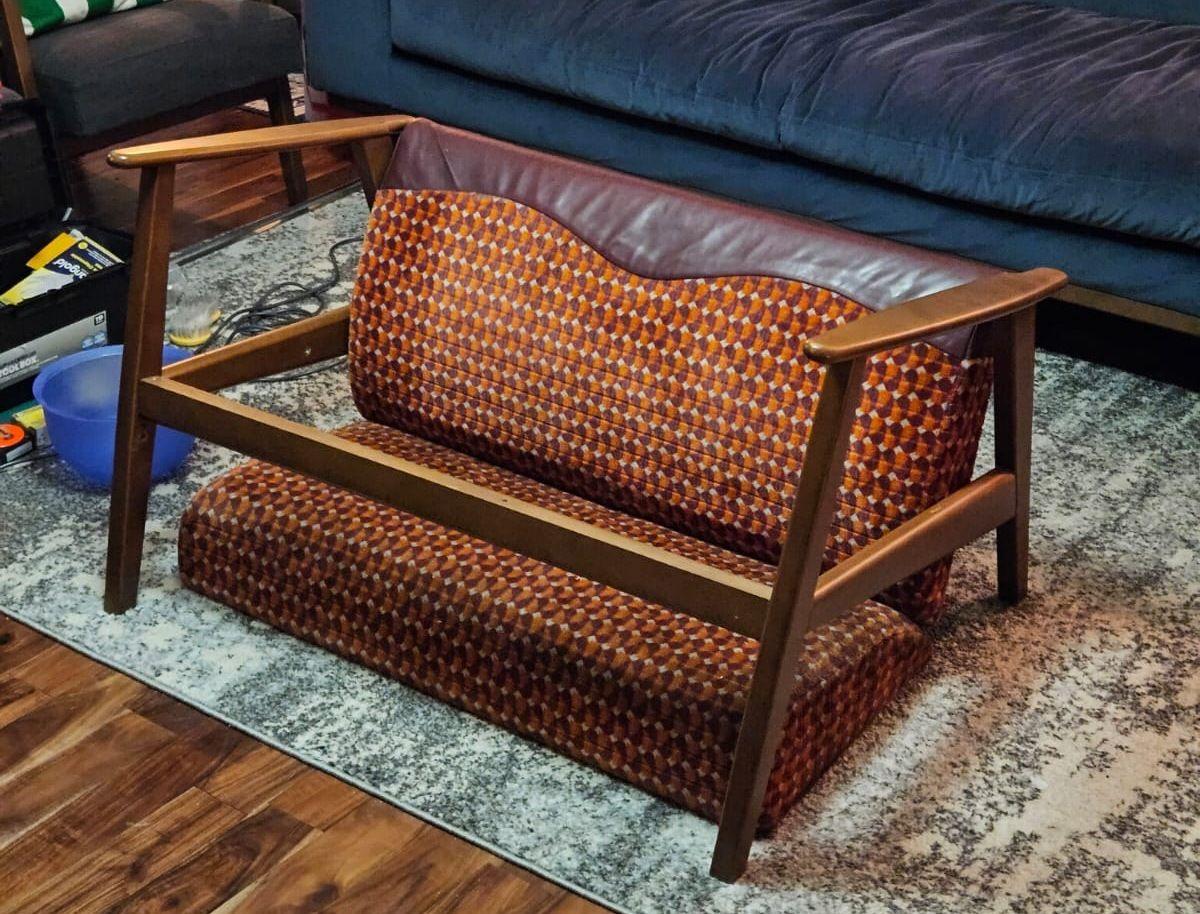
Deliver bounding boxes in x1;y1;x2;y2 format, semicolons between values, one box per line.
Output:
710;356;867;882
104;165;175;614
992;307;1035;603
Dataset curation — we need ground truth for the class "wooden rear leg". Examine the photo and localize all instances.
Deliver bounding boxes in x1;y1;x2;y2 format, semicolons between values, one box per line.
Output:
104;166;175;613
992;307;1035;603
267;76;308;207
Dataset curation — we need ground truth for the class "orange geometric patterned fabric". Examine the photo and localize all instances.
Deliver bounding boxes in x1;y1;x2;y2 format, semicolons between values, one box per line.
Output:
179;420;932;830
349;189;992;626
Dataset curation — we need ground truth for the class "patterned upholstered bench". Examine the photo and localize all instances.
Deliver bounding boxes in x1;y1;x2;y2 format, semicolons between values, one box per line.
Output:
102;116;1065;880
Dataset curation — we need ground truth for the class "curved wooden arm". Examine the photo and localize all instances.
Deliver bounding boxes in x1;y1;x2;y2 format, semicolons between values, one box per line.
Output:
804;267;1067;363
107;114;414;168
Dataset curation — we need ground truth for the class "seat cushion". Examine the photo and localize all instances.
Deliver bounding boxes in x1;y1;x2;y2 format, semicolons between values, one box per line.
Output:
389;0;1200;247
351;180;993;625
180;420;931;829
31;0;301;137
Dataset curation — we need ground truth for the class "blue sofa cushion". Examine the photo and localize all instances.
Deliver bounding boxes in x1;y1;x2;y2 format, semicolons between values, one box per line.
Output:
1034;1;1200;24
389;0;1200;248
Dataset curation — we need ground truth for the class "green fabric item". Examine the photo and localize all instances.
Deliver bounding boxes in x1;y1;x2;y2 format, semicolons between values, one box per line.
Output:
21;0;167;38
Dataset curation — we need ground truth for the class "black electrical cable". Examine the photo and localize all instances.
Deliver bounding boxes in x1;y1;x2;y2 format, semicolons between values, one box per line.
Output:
194;235;363;382
5;236;364;474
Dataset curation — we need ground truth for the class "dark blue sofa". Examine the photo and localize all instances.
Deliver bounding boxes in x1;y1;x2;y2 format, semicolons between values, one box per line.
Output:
304;0;1200;330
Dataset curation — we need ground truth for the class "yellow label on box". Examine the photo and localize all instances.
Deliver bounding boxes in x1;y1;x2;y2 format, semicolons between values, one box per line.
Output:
27;233;77;270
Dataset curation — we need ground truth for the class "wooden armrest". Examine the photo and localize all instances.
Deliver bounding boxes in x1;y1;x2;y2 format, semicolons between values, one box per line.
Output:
107;115;414;169
803;267;1067;364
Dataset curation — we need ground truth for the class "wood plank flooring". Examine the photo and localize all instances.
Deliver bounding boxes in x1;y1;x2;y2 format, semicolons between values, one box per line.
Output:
0;616;608;914
1;105;608;914
66;107;359;251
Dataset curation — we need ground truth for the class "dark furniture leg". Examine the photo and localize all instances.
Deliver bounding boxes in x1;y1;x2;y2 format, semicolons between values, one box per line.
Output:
104;165;175;614
349;136;394;206
993;307;1035;602
267;76;308;206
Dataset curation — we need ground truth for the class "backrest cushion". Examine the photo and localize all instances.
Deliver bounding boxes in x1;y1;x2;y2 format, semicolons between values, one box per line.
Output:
1022;1;1200;25
348;122;995;625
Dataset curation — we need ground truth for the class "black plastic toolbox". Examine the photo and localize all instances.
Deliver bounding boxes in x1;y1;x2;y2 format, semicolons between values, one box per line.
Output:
0;89;132;411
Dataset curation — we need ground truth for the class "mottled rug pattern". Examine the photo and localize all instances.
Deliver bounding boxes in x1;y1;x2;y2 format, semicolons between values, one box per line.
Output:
1;193;1197;914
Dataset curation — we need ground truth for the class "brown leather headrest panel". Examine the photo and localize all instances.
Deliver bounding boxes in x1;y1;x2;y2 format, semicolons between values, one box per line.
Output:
383;119;1001;357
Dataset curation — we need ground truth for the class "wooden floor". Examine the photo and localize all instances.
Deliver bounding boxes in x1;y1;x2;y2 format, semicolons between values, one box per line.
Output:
0;106;607;914
67;107;359;251
0;617;605;914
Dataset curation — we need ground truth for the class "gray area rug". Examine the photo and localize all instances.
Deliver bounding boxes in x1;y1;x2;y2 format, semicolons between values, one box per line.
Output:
2;191;1198;914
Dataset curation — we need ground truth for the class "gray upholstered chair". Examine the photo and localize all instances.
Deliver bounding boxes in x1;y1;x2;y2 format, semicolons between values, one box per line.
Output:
0;0;306;204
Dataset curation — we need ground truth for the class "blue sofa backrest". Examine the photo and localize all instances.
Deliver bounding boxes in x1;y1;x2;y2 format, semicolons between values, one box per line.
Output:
1030;0;1200;24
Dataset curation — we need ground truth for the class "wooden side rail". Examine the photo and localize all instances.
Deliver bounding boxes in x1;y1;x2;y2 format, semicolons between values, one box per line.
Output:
162;307;350;390
139;376;774;638
811;469;1016;627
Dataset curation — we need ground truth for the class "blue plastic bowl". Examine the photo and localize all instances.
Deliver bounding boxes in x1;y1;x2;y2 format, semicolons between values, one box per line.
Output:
33;344;196;487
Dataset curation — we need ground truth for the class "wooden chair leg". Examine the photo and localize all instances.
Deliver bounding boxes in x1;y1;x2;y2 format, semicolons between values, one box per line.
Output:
349;136;394;207
104;165;175;614
266;76;308;206
710;357;867;882
993;307;1035;603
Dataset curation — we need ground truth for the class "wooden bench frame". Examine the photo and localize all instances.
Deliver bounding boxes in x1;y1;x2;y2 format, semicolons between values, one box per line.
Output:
102;116;1067;881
